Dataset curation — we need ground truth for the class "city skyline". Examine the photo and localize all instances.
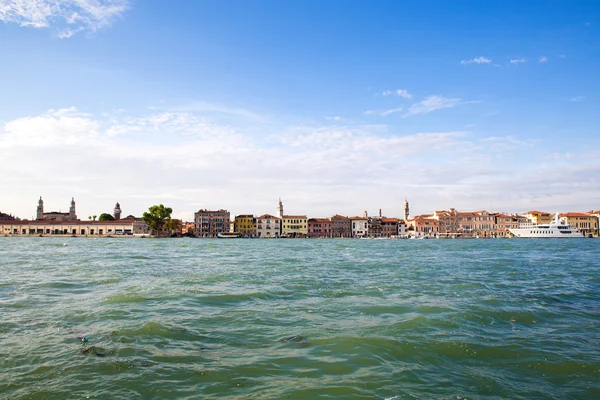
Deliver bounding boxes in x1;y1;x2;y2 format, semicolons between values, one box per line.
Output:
1;1;599;221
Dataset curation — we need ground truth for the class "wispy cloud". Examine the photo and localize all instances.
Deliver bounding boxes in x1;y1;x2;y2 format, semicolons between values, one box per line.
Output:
539;56;548;63
0;0;129;38
380;106;403;116
382;89;412;99
569;96;586;102
510;58;526;64
404;95;476;117
460;56;492;65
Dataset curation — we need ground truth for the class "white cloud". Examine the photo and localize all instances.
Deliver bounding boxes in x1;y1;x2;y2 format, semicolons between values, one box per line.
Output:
396;89;412;99
1;105;598;221
569;96;586;102
0;0;129;37
403;95;475;117
539;56;548;63
382;89;412;99
510;58;526;64
461;56;492;65
380;107;403;116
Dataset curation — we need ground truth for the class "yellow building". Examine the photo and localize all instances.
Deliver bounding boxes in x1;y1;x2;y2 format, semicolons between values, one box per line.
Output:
234;214;255;236
282;215;308;237
524;210;553;224
560;212;598;235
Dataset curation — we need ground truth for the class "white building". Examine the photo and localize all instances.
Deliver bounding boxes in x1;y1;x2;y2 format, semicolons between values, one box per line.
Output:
255;214;281;238
351;216;368;238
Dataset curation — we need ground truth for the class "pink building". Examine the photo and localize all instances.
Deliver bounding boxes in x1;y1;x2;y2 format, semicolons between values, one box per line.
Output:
307;218;331;238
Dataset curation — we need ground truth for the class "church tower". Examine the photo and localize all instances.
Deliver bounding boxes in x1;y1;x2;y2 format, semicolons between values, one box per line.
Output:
277;198;284;219
69;197;77;220
404;199;409;221
114;202;122;220
36;197;44;220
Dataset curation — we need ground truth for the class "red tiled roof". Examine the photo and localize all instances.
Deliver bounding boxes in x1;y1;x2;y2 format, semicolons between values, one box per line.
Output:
283;215;307;219
560;212;592;217
525;210;550;215
256;214;280;219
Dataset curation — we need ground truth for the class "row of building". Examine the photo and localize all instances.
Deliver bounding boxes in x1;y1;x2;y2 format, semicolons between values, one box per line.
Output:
2;197;599;238
0;198;151;236
187;199;600;238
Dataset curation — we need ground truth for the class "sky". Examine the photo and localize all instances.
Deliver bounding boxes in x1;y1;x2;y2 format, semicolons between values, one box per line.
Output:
0;0;599;221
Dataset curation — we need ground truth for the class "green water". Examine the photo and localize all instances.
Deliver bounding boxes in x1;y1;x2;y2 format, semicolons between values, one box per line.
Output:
1;237;599;399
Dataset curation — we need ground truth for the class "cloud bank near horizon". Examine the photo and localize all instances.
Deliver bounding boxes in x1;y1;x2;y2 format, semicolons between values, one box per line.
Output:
1;105;598;221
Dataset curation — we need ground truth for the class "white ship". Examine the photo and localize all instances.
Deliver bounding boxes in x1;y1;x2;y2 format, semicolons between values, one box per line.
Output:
509;213;584;238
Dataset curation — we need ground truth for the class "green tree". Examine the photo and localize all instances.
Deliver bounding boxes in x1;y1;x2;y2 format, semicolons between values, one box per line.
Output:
142;204;173;236
98;213;115;221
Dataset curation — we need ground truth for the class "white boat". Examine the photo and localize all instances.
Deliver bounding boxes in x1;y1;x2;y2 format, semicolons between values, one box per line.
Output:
508;213;585;238
217;232;241;238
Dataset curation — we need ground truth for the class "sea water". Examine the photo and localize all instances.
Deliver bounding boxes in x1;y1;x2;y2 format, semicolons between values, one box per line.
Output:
0;237;599;399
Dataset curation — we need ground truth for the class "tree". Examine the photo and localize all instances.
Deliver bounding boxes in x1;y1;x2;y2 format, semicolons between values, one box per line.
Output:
92;215;97;221
142;204;173;237
98;213;115;221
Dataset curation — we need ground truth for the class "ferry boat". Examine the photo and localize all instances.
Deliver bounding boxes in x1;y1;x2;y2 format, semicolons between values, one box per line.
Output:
217;232;241;238
508;213;584;238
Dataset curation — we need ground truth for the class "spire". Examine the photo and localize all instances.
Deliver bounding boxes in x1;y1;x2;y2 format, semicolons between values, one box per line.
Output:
69;197;77;220
37;196;44;220
114;201;122;220
277;197;284;218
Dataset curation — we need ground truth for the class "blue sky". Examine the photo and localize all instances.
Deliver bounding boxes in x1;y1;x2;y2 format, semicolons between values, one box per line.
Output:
1;0;599;220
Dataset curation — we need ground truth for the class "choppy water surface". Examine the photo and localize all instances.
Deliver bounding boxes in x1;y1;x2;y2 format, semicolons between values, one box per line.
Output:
1;238;599;399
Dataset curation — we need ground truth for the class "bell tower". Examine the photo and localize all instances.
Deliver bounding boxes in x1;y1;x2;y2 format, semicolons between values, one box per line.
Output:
404;199;409;221
69;197;77;220
114;202;122;220
277;198;284;218
37;196;44;220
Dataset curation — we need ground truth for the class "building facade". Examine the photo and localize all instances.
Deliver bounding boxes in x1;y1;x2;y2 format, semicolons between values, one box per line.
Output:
350;216;368;238
194;209;231;237
330;215;351;238
282;215;308;237
381;217;399;237
307;218;331;238
256;214;281;238
234;214;256;236
0;217;149;236
560;212;598;235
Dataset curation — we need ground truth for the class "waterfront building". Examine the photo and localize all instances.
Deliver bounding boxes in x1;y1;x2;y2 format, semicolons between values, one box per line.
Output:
409;215;440;236
472;210;495;237
234;215;256;237
350;216;368;238
330;215;351;238
194;209;231;237
181;221;195;235
256;214;281;238
282;215;308;237
560;212;598;235
524;210;553;225
367;216;383;237
381;217;399;237
398;220;408;236
36;197;78;221
589;210;600;235
307;218;331;238
433;209;459;236
0;217;149;236
492;214;519;237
